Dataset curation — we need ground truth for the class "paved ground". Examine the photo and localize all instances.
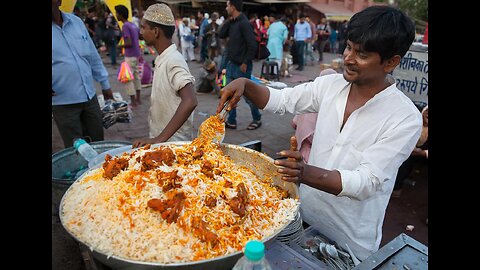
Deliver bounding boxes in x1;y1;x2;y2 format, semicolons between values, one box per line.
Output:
52;49;427;269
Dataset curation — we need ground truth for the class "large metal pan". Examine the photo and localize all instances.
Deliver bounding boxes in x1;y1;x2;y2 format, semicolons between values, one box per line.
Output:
59;142;299;270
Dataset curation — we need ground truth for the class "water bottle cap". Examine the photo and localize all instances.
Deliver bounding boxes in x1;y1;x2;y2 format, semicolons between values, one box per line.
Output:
73;138;87;150
244;240;265;261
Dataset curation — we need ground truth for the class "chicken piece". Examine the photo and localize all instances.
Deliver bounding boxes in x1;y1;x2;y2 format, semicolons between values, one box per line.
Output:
191;216;219;247
201;160;215;178
204;196;217;208
147;191;186;223
236;183;248;203
224;180;233;188
147;198;166;212
228;183;248;217
229;198;246;217
141;147;175;171
192;149;204;159
102;154;129;179
157;170;183;192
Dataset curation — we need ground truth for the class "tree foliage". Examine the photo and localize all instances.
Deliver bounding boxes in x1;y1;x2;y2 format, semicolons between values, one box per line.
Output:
397;0;428;22
371;0;428;22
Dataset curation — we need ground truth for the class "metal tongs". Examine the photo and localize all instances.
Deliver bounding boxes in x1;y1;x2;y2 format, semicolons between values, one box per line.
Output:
218;99;230;120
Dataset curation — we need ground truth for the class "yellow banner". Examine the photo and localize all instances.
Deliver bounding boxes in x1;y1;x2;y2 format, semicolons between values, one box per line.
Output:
104;0;132;29
59;0;77;13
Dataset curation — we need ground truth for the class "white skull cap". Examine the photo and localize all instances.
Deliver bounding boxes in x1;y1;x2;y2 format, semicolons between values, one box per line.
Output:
143;3;175;26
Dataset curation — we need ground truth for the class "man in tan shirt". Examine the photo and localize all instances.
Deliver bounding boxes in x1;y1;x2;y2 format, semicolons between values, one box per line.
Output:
132;3;197;147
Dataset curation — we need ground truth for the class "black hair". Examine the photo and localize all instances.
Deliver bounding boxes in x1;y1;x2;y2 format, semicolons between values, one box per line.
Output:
114;5;129;20
229;0;243;12
299;13;305;18
146;20;175;39
346;5;415;62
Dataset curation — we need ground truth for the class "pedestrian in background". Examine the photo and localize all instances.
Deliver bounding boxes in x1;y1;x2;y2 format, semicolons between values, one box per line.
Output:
218;0;261;130
315;17;330;61
179;17;195;61
205;12;221;60
132;9;140;28
293;14;311;71
84;7;98;47
197;11;209;62
105;11;120;67
337;20;348;55
329;26;338;54
115;4;142;108
133;3;197;147
304;16;317;66
52;0;114;148
266;13;288;69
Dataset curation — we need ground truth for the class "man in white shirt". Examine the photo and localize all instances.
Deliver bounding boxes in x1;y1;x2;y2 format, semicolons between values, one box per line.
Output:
133;3;197;147
217;5;422;261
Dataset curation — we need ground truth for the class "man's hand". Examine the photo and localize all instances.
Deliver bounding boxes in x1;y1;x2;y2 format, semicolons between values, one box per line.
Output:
132;137;160;149
240;63;247;73
52;89;56;96
216;78;246;114
274;136;305;183
102;89;115;100
411;147;427;158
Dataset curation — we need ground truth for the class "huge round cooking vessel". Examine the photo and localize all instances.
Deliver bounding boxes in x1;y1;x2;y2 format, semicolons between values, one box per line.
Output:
59;142;300;270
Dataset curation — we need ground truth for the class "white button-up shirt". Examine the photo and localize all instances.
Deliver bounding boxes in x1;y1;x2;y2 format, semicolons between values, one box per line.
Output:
149;44;195;141
264;74;422;260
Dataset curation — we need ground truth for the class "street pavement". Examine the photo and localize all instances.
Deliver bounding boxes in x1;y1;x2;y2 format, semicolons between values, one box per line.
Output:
52;49;427;270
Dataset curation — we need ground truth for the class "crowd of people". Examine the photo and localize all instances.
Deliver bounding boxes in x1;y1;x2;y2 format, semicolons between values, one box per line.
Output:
53;0;427;264
68;1;350;97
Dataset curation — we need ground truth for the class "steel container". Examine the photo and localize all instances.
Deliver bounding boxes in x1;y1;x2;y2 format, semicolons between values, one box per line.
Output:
52;141;132;215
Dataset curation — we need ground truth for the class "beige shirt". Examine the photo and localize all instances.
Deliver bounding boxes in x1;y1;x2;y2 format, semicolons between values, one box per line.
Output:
149;44;195;141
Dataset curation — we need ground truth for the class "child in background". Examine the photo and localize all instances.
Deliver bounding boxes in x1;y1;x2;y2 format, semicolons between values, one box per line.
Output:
132;3;198;147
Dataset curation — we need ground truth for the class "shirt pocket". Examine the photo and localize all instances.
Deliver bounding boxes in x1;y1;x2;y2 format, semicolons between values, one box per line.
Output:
342;143;363;170
71;36;91;58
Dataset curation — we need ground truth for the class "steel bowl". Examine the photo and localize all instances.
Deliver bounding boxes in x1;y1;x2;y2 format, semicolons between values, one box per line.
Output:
59;141;299;270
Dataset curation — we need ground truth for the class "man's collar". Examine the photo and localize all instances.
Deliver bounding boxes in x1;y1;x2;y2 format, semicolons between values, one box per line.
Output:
232;13;242;21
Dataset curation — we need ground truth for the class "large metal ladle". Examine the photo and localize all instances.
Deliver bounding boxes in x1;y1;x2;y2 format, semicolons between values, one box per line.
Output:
197;100;230;143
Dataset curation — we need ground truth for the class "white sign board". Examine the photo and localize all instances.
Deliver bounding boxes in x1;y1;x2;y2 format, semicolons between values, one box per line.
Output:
392;49;428;107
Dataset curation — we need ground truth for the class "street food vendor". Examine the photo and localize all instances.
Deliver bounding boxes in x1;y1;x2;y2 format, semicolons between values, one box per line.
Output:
217;5;422;261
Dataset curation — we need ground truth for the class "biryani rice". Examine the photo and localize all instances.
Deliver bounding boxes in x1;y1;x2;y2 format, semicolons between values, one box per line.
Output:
62;139;299;263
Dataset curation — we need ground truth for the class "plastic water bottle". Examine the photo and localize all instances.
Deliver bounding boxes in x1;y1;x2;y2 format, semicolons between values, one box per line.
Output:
232;240;272;270
73;138;98;163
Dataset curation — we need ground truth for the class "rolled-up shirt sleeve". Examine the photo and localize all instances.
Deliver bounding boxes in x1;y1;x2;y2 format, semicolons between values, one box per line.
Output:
264;76;329;114
264;86;283;112
169;64;195;92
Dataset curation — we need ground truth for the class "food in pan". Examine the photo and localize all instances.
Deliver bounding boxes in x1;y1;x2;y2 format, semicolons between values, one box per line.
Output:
61;137;299;263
